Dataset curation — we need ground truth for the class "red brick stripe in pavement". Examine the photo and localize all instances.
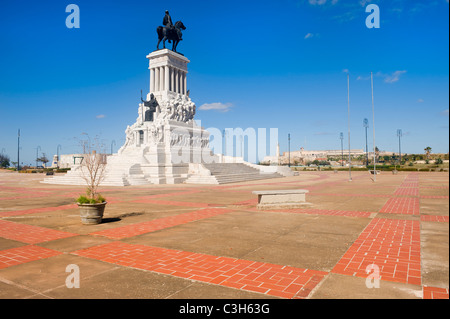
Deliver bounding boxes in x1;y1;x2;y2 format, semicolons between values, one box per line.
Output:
0;204;77;217
0;220;78;244
257;208;373;218
420;215;449;222
423;286;449;299
72;241;327;299
0;245;62;269
379;197;420;215
132;199;210;207
332;218;421;285
394;188;419;197
90;208;232;239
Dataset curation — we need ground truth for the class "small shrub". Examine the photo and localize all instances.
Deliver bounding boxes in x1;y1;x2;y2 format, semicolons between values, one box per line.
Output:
76;194;106;204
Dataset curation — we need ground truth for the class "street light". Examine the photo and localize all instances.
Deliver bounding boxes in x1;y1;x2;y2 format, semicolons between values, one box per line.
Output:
17;129;20;171
363;118;369;166
57;144;62;168
288;133;291;167
36;145;41;168
340;132;344;166
111;140;116;154
347;74;352;181
397;129;402;164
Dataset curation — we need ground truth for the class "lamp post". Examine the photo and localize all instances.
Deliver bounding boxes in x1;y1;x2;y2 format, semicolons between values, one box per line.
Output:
111;140;116;154
17;129;20;171
397;129;402;164
371;72;377;182
363;118;369;166
57;144;62;169
347;74;352;181
340;132;344;166
36;145;41;168
288;133;291;167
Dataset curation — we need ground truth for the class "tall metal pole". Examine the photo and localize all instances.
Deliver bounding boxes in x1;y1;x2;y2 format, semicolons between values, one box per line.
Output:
363;118;369;166
347;74;352;181
36;145;41;168
340;132;344;166
397;129;402;164
288;133;291;167
17;129;20;171
371;72;376;182
57;144;62;169
111;140;116;154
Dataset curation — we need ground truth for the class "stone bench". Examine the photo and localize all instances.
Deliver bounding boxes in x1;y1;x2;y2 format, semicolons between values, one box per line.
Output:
252;189;309;210
369;170;381;175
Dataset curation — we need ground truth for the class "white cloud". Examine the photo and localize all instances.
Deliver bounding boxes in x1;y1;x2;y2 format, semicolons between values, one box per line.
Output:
198;102;233;112
304;33;314;39
383;70;407;83
441;109;449;116
314;132;334;136
359;0;373;7
417;99;424;103
96;114;105;119
356;75;370;81
308;0;338;5
342;69;349;73
309;0;327;4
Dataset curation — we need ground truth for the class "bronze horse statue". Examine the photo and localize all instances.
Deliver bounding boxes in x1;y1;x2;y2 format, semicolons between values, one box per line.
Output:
156;21;186;53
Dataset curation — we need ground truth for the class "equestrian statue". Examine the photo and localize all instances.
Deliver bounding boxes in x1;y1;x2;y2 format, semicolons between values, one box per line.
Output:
156;10;186;53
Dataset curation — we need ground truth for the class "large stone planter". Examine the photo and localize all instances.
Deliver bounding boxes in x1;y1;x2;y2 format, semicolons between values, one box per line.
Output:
77;202;107;225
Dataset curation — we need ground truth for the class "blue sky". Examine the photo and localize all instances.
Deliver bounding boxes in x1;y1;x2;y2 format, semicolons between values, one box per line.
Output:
0;0;448;165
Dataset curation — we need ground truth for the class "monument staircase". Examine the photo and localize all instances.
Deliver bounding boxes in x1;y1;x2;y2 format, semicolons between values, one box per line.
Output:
185;163;284;184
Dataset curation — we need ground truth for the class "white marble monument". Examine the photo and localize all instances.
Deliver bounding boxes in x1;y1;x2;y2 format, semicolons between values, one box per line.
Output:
42;49;292;186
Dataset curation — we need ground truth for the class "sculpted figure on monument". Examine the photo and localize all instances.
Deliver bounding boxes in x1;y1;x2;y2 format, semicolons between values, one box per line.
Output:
157;10;186;52
141;92;159;122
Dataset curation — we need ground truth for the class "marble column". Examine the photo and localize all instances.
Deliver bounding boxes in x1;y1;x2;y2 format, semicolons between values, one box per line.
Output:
174;69;178;93
170;67;175;92
165;66;170;93
183;72;187;95
159;67;164;91
155;67;160;92
150;68;155;93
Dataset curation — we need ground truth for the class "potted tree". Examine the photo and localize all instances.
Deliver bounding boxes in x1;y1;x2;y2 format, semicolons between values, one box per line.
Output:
76;135;107;225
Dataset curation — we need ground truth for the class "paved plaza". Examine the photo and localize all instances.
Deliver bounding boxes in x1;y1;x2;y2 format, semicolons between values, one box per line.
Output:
0;170;448;299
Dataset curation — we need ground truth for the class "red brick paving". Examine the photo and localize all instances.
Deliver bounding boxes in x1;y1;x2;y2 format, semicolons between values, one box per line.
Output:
90;208;232;239
423;286;449;299
332;218;421;285
379;197;420;215
132;199;210;207
258;208;373;218
394;188;419;197
420;215;449;222
72;241;327;299
0;245;62;269
0;220;78;244
0;204;77;217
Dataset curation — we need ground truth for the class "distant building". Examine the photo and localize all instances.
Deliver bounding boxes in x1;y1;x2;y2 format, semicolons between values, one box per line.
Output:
262;147;366;165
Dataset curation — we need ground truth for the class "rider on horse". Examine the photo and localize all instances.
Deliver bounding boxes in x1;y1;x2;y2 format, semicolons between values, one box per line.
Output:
162;10;182;42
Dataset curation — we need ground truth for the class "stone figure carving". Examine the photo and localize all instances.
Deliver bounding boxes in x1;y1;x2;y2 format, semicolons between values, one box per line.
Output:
156;95;195;123
157;10;186;52
141;91;159;122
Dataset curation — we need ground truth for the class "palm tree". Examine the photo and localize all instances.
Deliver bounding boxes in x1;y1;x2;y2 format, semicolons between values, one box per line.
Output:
424;146;432;160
